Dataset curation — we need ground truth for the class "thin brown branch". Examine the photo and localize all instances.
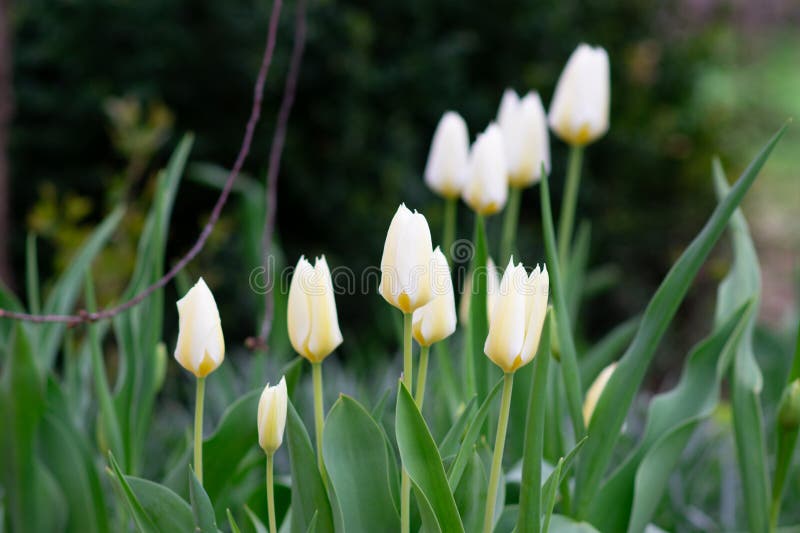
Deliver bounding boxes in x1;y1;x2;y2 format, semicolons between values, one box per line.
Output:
255;0;308;347
0;0;285;324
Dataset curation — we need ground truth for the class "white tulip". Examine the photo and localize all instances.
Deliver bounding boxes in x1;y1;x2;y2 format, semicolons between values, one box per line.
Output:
287;256;344;363
583;362;617;424
548;43;610;146
174;278;225;378
379;204;435;313
412;247;457;346
508;92;550;187
462;124;508;216
424;111;470;198
257;377;288;454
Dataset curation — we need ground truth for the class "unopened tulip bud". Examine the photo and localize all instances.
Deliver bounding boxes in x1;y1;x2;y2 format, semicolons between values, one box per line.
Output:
549;44;610;146
458;257;501;325
462;124;508;216
413;248;457;346
484;259;549;373
584;362;617;424
174;278;225;378
497;89;521;158
379;204;435;313
288;256;344;363
778;379;800;430
424;112;470;198
508;93;550;187
257;377;288;454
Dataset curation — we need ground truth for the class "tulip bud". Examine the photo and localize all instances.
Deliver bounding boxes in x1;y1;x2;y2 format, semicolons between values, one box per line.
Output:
257;377;288;455
424;111;470;198
174;278;225;378
462;124;508;216
483;259;549;373
413;247;457;346
508;93;550;187
583;362;617;424
497;89;521;156
379;204;435;313
778;379;800;430
548;43;610;146
288;255;344;363
459;257;501;325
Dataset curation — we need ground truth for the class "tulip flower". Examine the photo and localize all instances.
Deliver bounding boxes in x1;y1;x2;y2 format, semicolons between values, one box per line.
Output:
258;377;287;533
379;204;435;314
412;247;456;407
459;257;501;325
424;111;469;199
548;43;610;147
497;88;520;150
288;255;344;363
583;362;617;424
482;259;549;533
174;277;224;485
462;123;508;216
549;44;610;266
287;255;343;482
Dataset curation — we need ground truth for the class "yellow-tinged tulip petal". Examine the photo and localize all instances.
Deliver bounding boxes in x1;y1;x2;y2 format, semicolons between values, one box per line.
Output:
462;124;508;216
518;265;549;365
424;111;469;198
484;258;528;372
288;256;344;363
379;204;434;313
548;43;610;146
174;277;225;378
412;247;456;346
584;362;617;424
257;377;288;454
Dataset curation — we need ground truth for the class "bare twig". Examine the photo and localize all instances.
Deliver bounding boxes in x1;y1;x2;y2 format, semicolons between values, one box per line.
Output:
253;0;308;348
0;0;285;324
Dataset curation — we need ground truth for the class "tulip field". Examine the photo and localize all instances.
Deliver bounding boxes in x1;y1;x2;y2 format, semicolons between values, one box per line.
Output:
0;34;798;533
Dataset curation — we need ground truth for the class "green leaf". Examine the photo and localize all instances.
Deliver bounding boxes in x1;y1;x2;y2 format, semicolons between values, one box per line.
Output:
712;158;771;533
126;477;195;533
108;453;158;532
286;401;333;533
541;459;563;533
573;126;786;516
413;484;443;533
25;233;41;314
565;222;591;323
518;311;552;533
323;395;400;532
467;215;492;402
190;468;218;532
245;505;269;533
228;508;243;533
579;316;640;389
447;378;503;489
549;515;600;533
438;396;477;458
540;172;585;441
395;381;464;532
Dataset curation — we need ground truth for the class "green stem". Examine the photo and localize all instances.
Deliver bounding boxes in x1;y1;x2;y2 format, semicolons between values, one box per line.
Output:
483;372;514;533
312;362;328;485
443;196;457;264
401;312;413;533
557;145;584;267
266;452;277;533
415;344;431;408
194;376;206;484
466;214;488;401
435;341;460;416
500;185;522;262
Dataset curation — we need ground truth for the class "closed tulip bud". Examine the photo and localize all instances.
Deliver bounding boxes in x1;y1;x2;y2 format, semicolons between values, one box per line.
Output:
497;89;521;153
462;124;508;216
257;377;288;454
459;257;501;325
584;362;617;424
424;111;470;198
484;259;549;373
288;255;344;363
548;44;610;146
379;204;435;313
174;278;225;378
508;93;550;187
413;247;457;346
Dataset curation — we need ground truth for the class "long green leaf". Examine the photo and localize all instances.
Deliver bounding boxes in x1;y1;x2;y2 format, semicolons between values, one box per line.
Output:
190;468;218;532
573;126;786;516
438;396;477;458
467;215;492;403
540;172;585;441
323;395;400;531
396;381;464;532
126;477;195;533
108;453;158;532
712;158;770;533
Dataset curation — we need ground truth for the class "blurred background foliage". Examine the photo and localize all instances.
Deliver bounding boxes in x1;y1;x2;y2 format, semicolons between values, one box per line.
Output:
6;0;799;378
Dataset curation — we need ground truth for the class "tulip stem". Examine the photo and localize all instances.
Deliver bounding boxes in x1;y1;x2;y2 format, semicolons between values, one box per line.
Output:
311;362;328;485
194;376;206;485
415;344;430;408
401;312;413;533
483;372;514;533
500;185;522;262
266;452;277;533
557;145;584;267
443;196;457;264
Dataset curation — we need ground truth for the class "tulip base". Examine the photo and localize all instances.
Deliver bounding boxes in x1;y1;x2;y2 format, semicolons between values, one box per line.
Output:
194;376;206;484
483;372;514;533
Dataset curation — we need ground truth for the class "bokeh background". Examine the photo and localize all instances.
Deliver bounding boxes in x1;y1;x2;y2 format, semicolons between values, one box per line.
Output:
2;0;799;386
